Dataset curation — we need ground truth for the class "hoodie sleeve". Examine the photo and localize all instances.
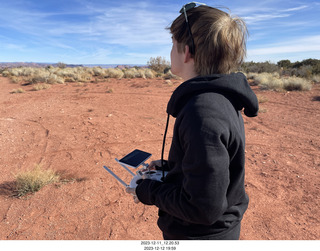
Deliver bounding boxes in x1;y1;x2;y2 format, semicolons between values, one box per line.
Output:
136;95;233;225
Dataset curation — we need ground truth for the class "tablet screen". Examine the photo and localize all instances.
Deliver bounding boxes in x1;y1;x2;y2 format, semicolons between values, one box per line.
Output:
118;149;151;168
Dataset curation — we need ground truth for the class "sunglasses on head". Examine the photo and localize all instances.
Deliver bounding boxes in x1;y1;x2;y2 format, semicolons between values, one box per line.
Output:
179;2;207;54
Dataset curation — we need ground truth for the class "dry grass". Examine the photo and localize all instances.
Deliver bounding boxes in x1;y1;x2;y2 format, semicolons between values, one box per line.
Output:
248;72;312;91
251;72;283;91
105;68;124;79
123;68;142;78
2;67;313;92
10;88;25;94
14;165;60;197
32;83;51;91
257;94;268;103
312;75;320;83
282;77;312;91
1;66;178;86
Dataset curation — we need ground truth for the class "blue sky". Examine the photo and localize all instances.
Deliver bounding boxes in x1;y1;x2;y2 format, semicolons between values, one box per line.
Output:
0;0;319;65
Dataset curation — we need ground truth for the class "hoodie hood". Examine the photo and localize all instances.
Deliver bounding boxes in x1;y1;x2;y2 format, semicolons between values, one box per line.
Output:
167;72;259;118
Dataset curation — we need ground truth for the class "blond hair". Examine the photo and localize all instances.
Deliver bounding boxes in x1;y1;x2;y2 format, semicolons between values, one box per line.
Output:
169;6;248;75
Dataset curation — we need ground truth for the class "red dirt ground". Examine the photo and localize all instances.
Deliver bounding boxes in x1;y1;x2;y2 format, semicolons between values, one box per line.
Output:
0;76;319;240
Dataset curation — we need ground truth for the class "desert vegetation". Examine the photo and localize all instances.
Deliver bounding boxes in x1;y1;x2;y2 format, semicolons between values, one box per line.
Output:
240;58;320;91
0;58;319;93
13;164;84;197
0;56;177;87
147;56;171;73
14;165;60;197
246;72;312;91
1;66;156;84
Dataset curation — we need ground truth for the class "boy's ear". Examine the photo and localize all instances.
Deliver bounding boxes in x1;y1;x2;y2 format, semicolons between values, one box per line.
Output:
183;45;193;63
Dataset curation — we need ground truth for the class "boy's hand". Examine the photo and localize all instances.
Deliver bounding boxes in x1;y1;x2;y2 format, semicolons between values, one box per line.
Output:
148;160;161;170
125;186;140;204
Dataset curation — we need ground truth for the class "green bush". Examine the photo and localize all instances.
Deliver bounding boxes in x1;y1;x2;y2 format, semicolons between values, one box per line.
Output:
241;61;279;73
242;58;320;77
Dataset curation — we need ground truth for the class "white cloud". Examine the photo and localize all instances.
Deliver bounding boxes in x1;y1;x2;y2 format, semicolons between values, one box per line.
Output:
0;1;175;64
247;35;320;61
84;3;174;47
0;1;174;46
244;13;291;24
237;3;310;26
282;5;308;12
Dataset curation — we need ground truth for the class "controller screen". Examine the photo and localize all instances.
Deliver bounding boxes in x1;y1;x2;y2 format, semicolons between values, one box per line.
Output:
119;149;151;168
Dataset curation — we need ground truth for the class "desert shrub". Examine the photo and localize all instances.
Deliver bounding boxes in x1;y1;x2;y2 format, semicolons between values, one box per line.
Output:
105;68;124;79
48;74;65;84
312;75;320;83
75;73;92;82
8;67;38;78
10;88;25;94
297;65;313;79
249;72;313;91
256;95;268;103
15;69;46;84
9;68;24;77
147;56;171;73
123;68;141;78
252;72;282;91
282;77;312;91
10;76;21;83
55;68;75;80
56;62;66;68
136;68;147;78
27;70;51;84
15;165;59;197
242;59;320;78
312;63;320;75
241;61;279;73
130;68;157;79
21;67;37;77
82;67;93;76
144;68;155;79
32;83;51;91
246;72;258;79
1;70;11;77
55;67;92;82
92;67;105;77
279;59;320;77
283;65;313;79
277;59;292;69
260;78;283;91
271;72;280;78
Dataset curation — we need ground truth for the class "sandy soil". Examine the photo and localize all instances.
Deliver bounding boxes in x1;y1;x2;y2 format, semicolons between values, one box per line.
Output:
0;76;319;240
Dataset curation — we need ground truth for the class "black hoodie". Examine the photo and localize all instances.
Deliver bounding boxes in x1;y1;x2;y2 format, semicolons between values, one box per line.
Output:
136;72;259;239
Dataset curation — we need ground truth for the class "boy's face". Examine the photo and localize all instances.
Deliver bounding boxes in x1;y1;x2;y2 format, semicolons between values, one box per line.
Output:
170;38;184;78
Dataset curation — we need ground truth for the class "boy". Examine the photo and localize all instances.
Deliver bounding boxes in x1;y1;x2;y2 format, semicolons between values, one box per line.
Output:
127;2;259;240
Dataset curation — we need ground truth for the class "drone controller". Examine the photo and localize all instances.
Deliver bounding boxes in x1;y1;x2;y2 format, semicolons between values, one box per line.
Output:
103;149;167;190
128;169;165;188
